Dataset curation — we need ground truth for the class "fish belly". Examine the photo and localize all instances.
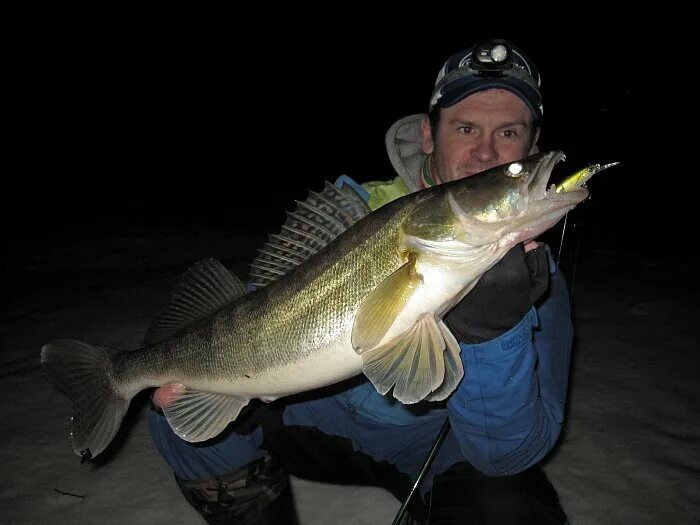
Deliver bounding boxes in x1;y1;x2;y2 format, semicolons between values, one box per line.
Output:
181;332;363;401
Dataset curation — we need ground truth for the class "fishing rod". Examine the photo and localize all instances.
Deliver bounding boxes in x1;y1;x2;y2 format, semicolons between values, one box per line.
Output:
392;418;451;525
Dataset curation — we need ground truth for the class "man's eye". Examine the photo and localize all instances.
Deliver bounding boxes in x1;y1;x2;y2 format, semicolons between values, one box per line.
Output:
457;126;474;134
501;129;518;139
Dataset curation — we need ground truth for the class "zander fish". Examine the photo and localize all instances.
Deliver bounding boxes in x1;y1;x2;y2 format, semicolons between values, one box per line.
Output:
41;150;613;460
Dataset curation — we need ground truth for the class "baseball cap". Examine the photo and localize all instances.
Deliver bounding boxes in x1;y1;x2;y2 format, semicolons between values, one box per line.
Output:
429;39;543;120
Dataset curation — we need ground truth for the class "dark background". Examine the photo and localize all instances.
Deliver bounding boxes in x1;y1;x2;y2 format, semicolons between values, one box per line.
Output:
11;6;688;257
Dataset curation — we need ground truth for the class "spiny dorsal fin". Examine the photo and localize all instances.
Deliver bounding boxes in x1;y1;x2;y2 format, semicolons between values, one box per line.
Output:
143;258;246;346
249;181;370;287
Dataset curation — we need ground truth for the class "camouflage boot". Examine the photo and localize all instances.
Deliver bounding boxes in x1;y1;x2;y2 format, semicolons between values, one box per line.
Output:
175;454;296;524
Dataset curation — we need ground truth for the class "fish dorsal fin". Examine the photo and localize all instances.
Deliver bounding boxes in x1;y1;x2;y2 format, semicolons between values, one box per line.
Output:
351;254;422;352
249;181;370;287
143;258;246;346
361;314;464;404
162;387;249;442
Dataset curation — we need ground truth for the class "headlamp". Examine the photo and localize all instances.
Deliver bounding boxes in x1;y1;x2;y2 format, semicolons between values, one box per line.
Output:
470;40;514;74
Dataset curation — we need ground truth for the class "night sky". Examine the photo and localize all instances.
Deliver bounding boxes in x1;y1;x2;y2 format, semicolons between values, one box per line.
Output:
13;6;687;257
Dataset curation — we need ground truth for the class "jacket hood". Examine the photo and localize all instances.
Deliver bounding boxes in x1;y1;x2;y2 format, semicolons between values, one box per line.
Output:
384;114;426;192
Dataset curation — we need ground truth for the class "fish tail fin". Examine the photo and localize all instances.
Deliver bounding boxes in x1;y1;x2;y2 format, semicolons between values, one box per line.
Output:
41;339;130;459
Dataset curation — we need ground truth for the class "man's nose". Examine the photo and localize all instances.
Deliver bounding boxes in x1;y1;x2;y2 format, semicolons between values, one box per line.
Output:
473;136;498;163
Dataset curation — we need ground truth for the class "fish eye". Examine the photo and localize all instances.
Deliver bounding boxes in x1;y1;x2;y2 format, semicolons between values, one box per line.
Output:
505;162;523;177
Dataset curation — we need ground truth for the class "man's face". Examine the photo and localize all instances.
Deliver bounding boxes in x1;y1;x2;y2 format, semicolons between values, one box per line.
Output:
421;89;538;184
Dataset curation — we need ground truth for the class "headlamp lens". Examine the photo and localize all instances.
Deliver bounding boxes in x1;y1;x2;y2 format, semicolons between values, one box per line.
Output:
490;44;509;63
471;40;513;74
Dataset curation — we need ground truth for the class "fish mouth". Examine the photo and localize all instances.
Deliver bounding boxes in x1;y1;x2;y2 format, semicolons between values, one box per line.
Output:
508;151;617;247
529;152;597;216
500;151;600;247
533;151;619;205
531;151;585;203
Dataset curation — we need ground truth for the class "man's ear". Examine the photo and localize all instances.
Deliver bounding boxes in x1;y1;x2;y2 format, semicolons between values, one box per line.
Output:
421;117;435;155
528;127;541;155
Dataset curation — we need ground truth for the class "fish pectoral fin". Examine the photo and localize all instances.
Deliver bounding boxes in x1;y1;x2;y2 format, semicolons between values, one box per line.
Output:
162;388;249;443
361;314;463;404
424;321;464;401
351;255;422;352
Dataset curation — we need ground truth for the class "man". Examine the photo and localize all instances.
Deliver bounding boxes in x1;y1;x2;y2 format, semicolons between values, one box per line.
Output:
149;39;572;524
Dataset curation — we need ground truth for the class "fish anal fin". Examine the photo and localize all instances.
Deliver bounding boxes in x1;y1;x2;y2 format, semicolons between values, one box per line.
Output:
352;254;422;352
362;314;450;404
162;387;249;443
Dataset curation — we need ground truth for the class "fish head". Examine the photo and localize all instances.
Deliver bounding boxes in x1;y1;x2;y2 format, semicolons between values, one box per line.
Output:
445;150;589;248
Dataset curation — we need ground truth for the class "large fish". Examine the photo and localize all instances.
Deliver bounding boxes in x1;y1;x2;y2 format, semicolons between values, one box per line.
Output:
42;150;612;459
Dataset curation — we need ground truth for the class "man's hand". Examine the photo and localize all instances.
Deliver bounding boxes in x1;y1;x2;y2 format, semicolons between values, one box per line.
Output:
444;242;549;343
524;240;540;252
152;382;186;409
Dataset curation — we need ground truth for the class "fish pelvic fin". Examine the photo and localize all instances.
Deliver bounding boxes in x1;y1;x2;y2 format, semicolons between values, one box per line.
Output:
41;339;130;459
162;388;249;443
352;254;422;351
361;314;464;404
